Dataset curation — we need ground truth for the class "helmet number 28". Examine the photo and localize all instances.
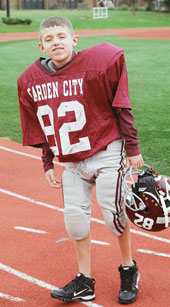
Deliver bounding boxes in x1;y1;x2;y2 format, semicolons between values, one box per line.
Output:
134;213;154;230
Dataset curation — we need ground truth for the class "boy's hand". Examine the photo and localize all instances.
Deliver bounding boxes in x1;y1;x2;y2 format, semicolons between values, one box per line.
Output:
126;154;144;170
45;169;62;188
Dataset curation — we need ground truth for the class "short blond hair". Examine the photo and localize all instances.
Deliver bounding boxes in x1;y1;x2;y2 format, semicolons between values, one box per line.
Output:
39;16;74;40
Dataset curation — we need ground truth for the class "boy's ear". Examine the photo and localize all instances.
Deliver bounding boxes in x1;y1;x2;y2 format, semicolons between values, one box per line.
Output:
38;42;45;53
72;35;79;47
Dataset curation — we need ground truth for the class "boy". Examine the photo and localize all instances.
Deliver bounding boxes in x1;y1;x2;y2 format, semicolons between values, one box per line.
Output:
17;16;144;304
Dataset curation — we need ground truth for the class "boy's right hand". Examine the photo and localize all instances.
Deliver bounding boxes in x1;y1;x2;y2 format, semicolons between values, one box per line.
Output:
126;154;144;171
45;169;62;188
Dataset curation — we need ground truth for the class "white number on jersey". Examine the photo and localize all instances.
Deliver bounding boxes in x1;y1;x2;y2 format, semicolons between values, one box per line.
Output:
37;100;91;156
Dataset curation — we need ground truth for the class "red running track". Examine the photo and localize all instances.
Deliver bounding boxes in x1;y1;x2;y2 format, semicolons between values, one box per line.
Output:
0;138;170;307
0;27;170;42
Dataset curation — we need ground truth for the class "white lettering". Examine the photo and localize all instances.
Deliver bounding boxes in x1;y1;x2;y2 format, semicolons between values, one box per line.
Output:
36;85;44;101
78;78;83;94
42;84;47;100
27;88;32;98
68;80;72;96
63;78;83;97
27;78;84;102
72;79;78;95
63;80;68;96
47;83;52;99
52;82;59;98
32;86;38;102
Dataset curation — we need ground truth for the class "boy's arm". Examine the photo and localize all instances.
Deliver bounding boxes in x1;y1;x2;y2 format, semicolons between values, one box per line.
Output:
18;81;61;188
41;143;55;172
41;143;61;188
114;107;144;170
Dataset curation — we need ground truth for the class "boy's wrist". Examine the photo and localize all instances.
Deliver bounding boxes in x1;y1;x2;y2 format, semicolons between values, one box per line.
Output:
44;164;54;173
125;144;140;157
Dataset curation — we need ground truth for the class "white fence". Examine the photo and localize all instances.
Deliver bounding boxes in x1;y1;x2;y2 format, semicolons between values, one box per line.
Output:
92;7;108;19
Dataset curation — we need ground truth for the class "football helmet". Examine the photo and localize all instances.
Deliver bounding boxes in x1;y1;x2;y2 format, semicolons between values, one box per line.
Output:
123;164;170;231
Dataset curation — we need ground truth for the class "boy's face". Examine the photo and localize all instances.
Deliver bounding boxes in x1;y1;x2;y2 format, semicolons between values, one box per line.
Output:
39;25;79;68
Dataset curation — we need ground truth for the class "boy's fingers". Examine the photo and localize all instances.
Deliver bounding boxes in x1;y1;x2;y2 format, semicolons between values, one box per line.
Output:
46;172;62;188
50;180;62;188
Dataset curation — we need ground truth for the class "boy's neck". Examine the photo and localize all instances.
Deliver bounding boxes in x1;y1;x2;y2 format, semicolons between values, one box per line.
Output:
40;51;77;73
52;51;77;70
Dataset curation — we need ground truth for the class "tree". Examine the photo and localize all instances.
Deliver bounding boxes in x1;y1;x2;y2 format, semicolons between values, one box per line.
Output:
6;0;10;17
131;0;136;15
164;0;170;11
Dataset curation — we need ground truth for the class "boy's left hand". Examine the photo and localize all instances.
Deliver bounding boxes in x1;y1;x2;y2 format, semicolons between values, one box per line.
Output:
126;154;144;170
45;168;62;188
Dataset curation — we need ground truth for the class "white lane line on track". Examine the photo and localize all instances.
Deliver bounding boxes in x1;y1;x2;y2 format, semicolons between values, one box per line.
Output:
0;145;64;166
0;188;103;225
91;240;110;246
14;229;110;245
14;226;47;234
91;217;105;225
56;238;110;246
0;292;24;302
137;249;170;258
0;263;103;307
0;262;56;290
0;188;64;212
1;187;170;244
131;229;170;244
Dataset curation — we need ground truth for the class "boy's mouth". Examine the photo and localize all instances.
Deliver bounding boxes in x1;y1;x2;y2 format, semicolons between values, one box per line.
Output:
52;48;64;55
52;46;64;51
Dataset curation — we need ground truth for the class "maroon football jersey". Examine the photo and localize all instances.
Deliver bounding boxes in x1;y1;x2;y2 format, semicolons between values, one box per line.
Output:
18;43;131;162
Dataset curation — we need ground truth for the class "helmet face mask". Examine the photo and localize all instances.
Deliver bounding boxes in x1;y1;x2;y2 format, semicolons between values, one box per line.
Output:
123;164;170;232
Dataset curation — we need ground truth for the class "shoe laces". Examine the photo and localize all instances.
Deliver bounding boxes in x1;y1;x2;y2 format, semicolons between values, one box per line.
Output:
62;274;85;291
120;267;136;291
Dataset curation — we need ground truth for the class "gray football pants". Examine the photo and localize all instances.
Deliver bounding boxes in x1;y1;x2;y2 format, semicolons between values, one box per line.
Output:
62;139;128;240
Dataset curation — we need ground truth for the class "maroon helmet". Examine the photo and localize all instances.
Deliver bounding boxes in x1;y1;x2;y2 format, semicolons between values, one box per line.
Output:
123;164;170;231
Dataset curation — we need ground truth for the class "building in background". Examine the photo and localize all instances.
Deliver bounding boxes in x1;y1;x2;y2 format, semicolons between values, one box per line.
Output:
0;0;100;9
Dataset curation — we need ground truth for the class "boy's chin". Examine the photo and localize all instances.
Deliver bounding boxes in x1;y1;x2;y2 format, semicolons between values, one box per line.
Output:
52;57;70;68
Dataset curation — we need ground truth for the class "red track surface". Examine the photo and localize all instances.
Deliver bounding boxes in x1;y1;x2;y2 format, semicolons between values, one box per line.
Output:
0;27;170;42
1;137;170;307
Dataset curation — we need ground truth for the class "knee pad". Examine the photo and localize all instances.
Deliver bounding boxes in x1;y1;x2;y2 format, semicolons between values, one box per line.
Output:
102;209;128;237
64;206;90;240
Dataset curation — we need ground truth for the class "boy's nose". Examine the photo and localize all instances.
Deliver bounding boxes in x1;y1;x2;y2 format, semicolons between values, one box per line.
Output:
53;37;60;45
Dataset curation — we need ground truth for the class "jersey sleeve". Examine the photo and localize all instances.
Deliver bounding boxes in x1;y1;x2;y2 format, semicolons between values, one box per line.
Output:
18;79;46;146
116;108;140;156
106;51;131;109
106;51;141;156
41;143;54;172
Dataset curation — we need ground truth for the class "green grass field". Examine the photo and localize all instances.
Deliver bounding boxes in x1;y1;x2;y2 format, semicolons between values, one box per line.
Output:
0;9;170;32
0;10;170;175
